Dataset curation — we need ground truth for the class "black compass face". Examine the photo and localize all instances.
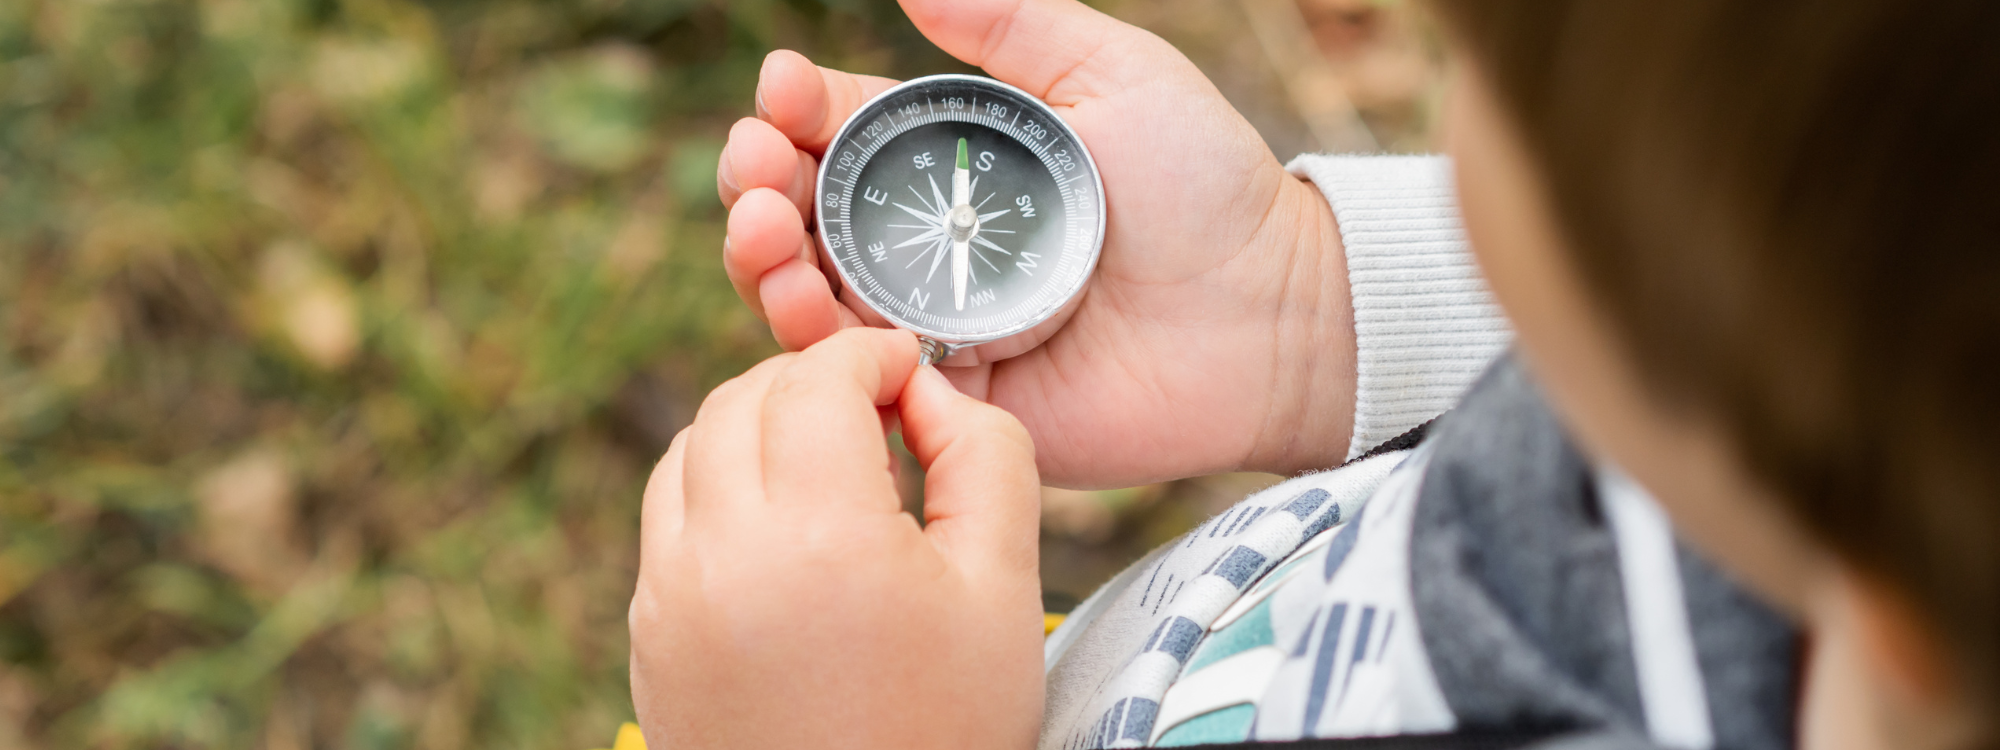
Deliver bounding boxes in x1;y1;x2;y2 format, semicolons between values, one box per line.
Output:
816;76;1103;343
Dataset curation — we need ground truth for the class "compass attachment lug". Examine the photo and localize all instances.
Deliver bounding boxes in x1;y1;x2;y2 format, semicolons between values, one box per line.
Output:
916;336;952;366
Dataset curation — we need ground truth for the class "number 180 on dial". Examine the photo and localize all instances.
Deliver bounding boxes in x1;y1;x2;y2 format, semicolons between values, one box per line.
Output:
815;74;1105;365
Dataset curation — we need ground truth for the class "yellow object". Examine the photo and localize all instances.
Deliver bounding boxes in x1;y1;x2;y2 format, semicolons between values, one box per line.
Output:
1044;612;1067;635
590;722;647;750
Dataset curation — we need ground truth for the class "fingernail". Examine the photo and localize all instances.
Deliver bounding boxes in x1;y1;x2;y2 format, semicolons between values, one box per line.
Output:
756;54;778;119
916;364;958;393
718;144;741;193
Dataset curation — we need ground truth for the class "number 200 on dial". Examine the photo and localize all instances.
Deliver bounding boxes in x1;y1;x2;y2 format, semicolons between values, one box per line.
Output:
815;74;1105;364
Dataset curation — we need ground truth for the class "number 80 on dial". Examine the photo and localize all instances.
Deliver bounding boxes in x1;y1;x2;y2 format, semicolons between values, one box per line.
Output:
814;74;1106;366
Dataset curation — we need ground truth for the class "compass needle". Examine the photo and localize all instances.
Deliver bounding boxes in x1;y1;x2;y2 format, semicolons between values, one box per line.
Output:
813;75;1101;359
949;137;972;311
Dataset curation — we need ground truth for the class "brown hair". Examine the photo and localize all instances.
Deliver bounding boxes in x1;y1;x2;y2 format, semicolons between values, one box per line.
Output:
1426;0;2000;730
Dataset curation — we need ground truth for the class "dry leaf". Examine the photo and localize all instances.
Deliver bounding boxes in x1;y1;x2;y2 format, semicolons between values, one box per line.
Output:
194;448;306;595
258;241;361;370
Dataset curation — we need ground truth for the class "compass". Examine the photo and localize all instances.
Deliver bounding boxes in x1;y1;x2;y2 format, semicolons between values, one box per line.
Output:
815;74;1105;366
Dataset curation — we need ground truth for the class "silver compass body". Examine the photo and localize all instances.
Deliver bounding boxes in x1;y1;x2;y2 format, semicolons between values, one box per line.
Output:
815;74;1105;366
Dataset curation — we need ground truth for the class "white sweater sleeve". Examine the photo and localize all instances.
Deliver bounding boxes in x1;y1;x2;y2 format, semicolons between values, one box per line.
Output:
1285;154;1513;460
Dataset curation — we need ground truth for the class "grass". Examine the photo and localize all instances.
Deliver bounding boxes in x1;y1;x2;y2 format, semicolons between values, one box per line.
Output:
0;0;1434;746
0;1;979;747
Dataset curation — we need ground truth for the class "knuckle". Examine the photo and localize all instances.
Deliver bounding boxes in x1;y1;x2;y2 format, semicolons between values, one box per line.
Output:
628;582;663;631
662;427;692;461
695;358;784;413
697;377;747;412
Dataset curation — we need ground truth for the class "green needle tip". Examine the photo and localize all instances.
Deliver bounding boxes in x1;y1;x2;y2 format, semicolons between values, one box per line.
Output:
956;138;969;169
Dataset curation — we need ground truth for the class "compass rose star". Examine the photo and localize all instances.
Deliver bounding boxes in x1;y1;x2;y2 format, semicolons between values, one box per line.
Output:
885;178;1016;285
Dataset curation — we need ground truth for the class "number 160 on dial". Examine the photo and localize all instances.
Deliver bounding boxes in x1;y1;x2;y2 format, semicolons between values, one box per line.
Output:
815;74;1106;366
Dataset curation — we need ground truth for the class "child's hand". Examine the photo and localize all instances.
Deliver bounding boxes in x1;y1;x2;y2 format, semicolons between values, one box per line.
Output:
628;328;1045;750
719;0;1358;489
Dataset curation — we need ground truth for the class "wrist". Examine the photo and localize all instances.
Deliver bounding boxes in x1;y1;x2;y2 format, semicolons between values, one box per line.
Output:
1240;172;1358;476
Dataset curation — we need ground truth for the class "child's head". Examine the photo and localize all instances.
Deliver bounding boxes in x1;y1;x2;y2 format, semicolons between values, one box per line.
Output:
1425;1;2000;747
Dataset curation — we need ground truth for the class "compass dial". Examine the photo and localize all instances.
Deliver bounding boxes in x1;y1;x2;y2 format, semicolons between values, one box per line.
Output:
816;75;1104;350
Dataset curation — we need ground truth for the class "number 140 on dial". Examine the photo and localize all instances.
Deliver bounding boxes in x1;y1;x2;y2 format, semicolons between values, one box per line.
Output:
816;74;1105;365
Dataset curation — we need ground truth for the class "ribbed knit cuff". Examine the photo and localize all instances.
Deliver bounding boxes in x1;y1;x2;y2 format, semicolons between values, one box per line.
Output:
1285;154;1513;460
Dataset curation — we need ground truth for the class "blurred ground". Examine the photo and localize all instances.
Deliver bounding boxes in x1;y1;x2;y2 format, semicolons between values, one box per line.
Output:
0;1;1437;747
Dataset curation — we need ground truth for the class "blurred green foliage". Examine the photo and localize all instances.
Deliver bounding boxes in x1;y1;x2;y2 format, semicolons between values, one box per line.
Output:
0;0;984;747
0;0;1443;744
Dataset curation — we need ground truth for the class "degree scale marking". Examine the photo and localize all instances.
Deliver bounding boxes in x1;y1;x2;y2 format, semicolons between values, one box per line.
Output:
825;86;1096;333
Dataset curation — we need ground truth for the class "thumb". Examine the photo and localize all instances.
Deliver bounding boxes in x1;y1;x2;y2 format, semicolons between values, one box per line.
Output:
897;0;1178;104
898;365;1040;579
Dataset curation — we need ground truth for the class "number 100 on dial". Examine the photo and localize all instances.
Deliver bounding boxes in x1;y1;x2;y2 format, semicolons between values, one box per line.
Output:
815;74;1105;364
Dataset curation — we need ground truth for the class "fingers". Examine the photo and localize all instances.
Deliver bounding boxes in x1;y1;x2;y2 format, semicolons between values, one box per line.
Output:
759;328;921;510
898;366;1041;577
723;186;864;351
897;0;1166;103
761;259;861;351
725;188;811;320
638;429;691;577
681;355;792;523
718;117;816;216
756;49;901;154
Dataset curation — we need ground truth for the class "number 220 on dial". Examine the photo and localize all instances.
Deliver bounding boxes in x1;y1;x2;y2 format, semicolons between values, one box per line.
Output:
815;75;1105;356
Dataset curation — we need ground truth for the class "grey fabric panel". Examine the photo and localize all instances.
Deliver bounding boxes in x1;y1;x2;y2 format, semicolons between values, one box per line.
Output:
1410;355;1647;733
1408;353;1800;749
1523;729;1660;750
1676;544;1800;750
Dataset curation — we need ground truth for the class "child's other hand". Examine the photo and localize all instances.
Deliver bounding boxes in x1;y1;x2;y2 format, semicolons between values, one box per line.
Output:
628;328;1044;750
719;0;1357;489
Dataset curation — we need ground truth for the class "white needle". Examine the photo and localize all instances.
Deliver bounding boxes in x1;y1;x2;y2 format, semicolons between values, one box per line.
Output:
949;138;973;311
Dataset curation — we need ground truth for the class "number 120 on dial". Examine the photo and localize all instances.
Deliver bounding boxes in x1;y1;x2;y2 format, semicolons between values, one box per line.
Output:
815;74;1105;365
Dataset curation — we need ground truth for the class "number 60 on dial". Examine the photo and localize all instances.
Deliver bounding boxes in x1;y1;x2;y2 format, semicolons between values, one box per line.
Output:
814;74;1106;366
